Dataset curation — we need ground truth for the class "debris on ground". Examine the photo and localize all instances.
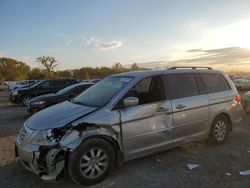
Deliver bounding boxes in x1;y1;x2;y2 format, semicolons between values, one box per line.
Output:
156;158;166;163
187;163;200;170
239;170;250;176
225;172;232;176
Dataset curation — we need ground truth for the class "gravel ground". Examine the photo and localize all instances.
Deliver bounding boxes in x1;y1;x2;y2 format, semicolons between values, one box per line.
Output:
0;87;250;188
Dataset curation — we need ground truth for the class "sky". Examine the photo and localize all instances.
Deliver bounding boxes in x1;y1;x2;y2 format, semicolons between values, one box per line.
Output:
1;0;250;71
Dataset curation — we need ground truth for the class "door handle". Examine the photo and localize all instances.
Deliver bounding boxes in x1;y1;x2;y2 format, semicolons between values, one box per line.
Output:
176;104;186;109
156;107;168;112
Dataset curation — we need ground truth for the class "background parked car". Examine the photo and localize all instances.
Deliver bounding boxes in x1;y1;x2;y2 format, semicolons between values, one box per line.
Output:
8;80;39;91
242;91;250;113
233;78;250;90
0;81;8;85
81;79;101;84
10;79;78;106
27;82;94;113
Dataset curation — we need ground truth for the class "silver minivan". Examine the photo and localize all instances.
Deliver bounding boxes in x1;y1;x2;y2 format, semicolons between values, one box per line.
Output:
16;67;244;185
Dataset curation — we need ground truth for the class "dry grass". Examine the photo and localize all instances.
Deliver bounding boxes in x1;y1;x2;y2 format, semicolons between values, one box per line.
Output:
0;135;17;166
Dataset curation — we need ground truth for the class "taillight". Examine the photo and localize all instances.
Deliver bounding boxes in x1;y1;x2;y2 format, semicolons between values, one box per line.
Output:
235;95;241;104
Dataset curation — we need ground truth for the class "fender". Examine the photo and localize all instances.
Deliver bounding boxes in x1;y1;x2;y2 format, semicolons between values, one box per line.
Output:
59;122;123;154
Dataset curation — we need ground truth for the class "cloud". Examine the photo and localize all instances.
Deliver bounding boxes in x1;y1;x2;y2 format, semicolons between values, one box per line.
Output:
185;47;250;65
58;33;74;45
58;33;122;51
186;49;203;53
136;47;250;70
84;37;122;51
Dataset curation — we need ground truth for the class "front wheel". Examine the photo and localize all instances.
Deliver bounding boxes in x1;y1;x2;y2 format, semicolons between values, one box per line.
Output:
209;115;230;144
68;138;115;186
21;95;32;106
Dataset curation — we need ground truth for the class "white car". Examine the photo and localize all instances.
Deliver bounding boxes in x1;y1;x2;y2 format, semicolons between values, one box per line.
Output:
233;78;250;90
8;80;39;91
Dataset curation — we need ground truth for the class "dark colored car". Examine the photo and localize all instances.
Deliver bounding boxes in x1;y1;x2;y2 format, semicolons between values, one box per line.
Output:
27;83;93;113
10;79;78;106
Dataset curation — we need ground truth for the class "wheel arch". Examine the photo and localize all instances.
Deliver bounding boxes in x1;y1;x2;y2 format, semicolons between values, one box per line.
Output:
63;131;124;166
212;112;232;132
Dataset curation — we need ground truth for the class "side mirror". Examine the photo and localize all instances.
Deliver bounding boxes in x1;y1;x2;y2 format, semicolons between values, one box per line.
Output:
123;97;139;107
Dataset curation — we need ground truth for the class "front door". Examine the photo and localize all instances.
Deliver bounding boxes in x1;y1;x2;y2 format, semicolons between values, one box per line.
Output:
120;76;174;160
36;81;55;96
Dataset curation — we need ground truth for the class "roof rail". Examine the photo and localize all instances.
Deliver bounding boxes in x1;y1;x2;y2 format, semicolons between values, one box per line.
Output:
168;66;213;70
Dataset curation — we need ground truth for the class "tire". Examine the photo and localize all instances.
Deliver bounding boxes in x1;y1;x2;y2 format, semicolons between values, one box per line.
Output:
20;95;32;106
209;115;230;144
68;138;115;186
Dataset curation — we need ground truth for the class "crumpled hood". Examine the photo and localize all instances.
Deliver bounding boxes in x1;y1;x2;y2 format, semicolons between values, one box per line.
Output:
30;93;58;102
26;101;97;130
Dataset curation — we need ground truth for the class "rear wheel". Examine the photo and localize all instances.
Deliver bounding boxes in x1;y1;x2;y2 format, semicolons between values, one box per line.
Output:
21;95;32;106
68;138;115;186
209;115;230;144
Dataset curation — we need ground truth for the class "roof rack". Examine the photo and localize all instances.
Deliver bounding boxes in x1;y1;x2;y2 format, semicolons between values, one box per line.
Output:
168;66;213;70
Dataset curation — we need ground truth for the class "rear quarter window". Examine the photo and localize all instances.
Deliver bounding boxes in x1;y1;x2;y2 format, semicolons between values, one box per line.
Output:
199;73;231;93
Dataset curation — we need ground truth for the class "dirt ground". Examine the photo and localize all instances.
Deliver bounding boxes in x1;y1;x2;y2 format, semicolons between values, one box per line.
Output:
1;87;250;188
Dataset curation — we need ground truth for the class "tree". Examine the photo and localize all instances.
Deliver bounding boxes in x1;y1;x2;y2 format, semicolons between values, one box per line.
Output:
72;69;83;80
112;63;124;73
58;70;72;78
98;66;114;78
27;68;46;80
131;63;140;71
0;74;4;81
0;57;30;81
36;56;58;78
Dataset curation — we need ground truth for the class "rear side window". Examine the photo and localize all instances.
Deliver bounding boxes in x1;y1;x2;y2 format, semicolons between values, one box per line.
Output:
163;73;199;99
199;73;231;93
53;80;67;87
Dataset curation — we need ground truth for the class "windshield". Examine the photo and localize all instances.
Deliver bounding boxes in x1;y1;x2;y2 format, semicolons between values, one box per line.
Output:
31;81;43;88
56;84;78;95
73;76;133;107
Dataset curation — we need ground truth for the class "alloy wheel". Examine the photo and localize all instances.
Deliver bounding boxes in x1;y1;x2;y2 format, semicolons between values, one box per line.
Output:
214;120;227;141
22;96;31;106
79;148;108;179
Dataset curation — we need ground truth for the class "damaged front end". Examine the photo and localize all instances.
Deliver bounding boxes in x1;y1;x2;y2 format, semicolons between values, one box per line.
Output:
16;124;71;180
16;118;122;181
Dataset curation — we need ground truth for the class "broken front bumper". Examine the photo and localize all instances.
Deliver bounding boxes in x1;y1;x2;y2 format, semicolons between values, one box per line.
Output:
15;126;66;181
